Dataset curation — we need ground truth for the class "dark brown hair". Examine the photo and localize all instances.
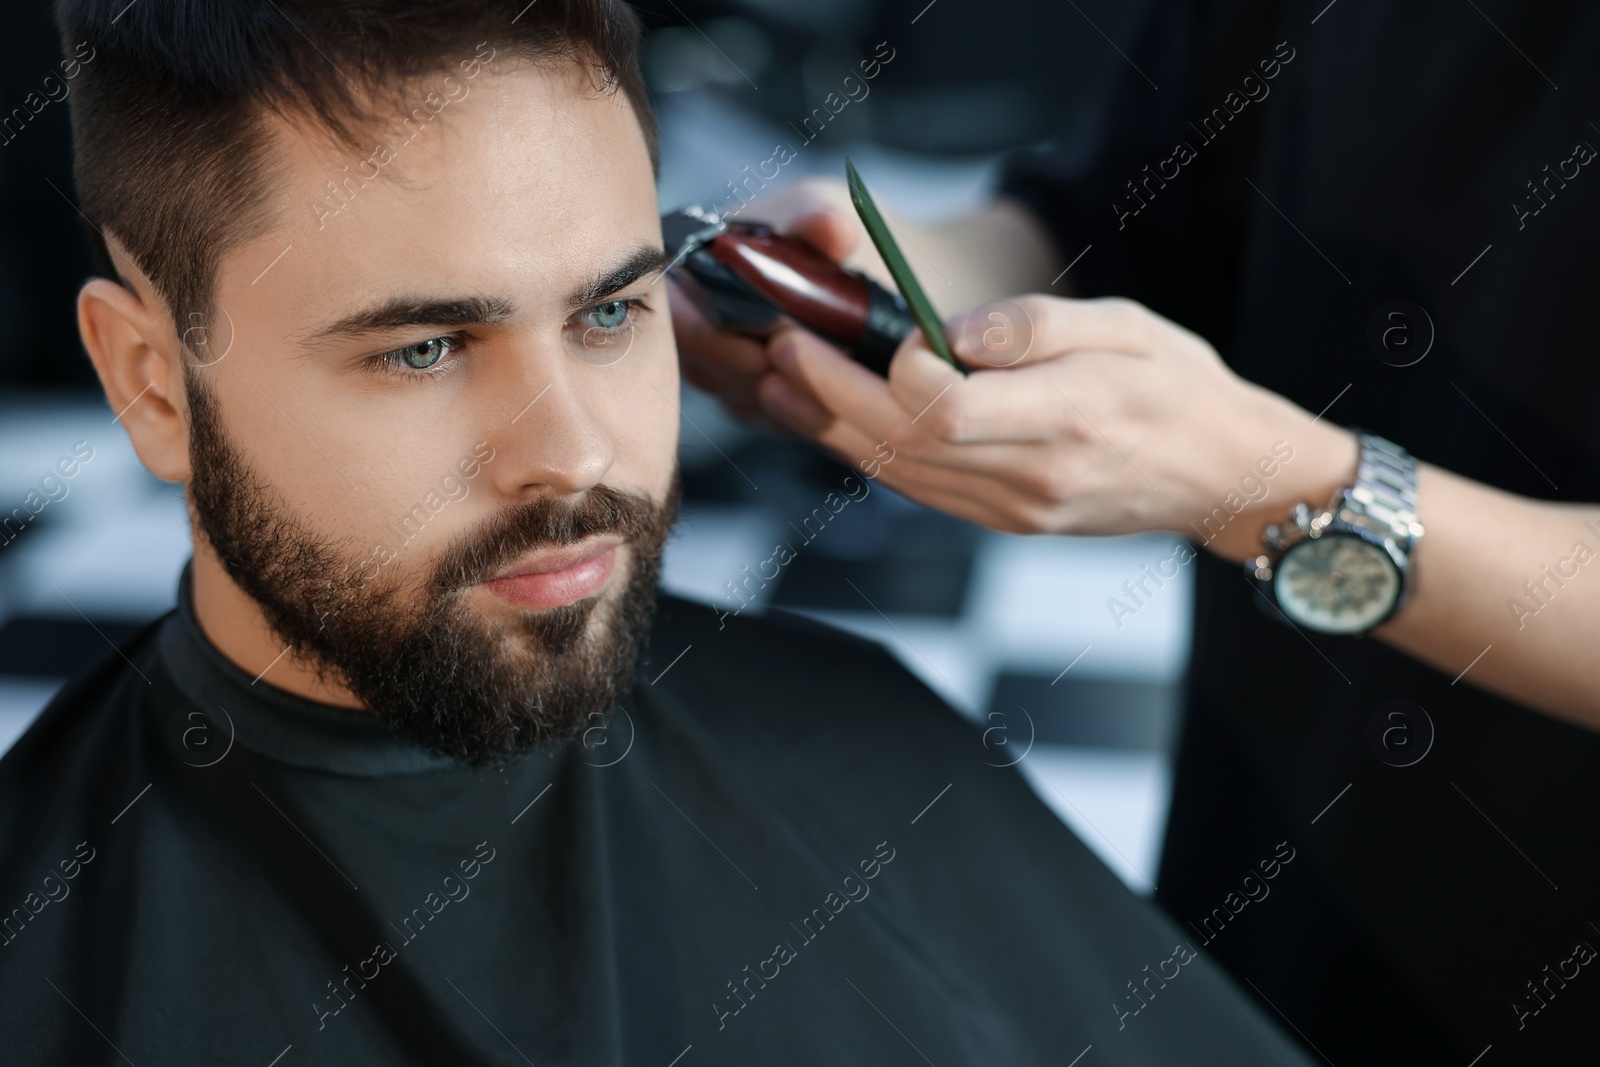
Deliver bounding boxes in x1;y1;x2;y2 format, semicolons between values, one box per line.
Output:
56;0;658;330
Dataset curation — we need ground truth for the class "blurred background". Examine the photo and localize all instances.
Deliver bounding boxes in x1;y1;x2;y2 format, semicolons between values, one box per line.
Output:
0;0;1185;892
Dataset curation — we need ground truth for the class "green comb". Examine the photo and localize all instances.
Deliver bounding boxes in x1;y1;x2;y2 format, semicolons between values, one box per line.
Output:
845;157;962;371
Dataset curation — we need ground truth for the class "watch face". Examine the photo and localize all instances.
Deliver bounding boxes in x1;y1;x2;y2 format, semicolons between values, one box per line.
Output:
1275;533;1401;633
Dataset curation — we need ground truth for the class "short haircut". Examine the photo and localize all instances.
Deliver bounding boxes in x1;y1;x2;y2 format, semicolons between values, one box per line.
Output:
56;0;658;331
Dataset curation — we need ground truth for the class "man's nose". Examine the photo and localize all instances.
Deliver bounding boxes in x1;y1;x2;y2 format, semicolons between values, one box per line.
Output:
481;346;616;502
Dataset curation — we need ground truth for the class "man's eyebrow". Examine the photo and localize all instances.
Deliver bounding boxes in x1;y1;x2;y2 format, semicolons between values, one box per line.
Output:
305;295;517;344
299;245;667;345
569;245;668;310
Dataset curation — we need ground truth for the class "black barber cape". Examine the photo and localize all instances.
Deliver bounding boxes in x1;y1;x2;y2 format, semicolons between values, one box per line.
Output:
998;1;1600;1063
0;563;1310;1065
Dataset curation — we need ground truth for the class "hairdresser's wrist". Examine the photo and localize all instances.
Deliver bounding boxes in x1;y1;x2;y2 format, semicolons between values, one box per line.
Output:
1192;388;1361;565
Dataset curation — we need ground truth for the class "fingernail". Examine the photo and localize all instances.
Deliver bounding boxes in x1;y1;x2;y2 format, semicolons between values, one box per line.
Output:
766;376;799;413
770;335;798;370
763;379;811;434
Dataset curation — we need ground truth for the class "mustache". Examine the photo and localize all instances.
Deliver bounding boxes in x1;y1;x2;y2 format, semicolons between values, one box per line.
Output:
427;474;679;595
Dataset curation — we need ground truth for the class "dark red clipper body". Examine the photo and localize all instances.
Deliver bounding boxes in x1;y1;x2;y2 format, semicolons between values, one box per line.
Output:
662;207;916;377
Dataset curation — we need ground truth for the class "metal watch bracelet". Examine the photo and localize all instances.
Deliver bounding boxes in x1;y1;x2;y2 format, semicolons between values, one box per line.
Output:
1343;432;1423;552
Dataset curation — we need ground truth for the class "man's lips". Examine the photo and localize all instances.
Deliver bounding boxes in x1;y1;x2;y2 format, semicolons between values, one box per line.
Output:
479;535;622;609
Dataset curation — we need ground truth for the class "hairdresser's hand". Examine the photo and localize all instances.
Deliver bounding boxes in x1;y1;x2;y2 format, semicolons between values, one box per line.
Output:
669;178;882;433
757;294;1360;563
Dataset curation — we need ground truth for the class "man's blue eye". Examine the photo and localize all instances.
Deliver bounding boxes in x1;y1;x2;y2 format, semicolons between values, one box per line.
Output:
394;337;449;370
586;300;631;330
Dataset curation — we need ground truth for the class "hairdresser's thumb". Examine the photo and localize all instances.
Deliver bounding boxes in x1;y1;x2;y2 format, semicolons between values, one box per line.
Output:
786;208;861;266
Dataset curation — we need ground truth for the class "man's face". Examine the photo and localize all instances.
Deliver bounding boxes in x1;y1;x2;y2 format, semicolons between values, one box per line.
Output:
183;58;680;765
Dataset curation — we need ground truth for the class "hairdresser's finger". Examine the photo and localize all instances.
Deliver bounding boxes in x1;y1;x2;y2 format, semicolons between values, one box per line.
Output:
767;327;1044;466
785;208;861;266
718;394;806;439
800;414;1074;535
947;294;1184;368
757;371;833;437
767;328;922;443
680;344;768;413
670;279;769;377
889;340;1138;446
670;281;776;415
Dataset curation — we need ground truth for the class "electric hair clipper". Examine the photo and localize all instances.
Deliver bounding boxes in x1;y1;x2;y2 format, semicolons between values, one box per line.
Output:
662;160;964;378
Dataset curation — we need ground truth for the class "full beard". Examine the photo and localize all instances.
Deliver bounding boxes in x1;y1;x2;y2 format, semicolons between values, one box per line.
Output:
183;371;680;767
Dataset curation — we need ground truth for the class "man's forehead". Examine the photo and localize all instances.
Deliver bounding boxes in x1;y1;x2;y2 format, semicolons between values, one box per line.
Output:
222;61;659;319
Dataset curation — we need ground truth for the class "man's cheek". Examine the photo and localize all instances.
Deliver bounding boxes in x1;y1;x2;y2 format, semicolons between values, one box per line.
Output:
613;351;681;474
649;335;683;449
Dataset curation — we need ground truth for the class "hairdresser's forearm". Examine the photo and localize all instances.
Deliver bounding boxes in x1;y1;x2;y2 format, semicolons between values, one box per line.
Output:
1207;402;1600;727
1372;464;1600;728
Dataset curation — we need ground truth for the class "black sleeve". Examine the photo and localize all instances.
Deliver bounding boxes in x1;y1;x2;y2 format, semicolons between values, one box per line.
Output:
997;0;1197;295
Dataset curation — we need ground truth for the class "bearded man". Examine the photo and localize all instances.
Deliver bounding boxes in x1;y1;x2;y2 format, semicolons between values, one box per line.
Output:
0;1;1312;1063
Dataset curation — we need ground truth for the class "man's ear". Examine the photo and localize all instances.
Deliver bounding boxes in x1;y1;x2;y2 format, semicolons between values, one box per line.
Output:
77;275;192;483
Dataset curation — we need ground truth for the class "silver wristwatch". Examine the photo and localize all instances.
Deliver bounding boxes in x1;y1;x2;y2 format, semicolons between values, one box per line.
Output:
1247;432;1425;635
